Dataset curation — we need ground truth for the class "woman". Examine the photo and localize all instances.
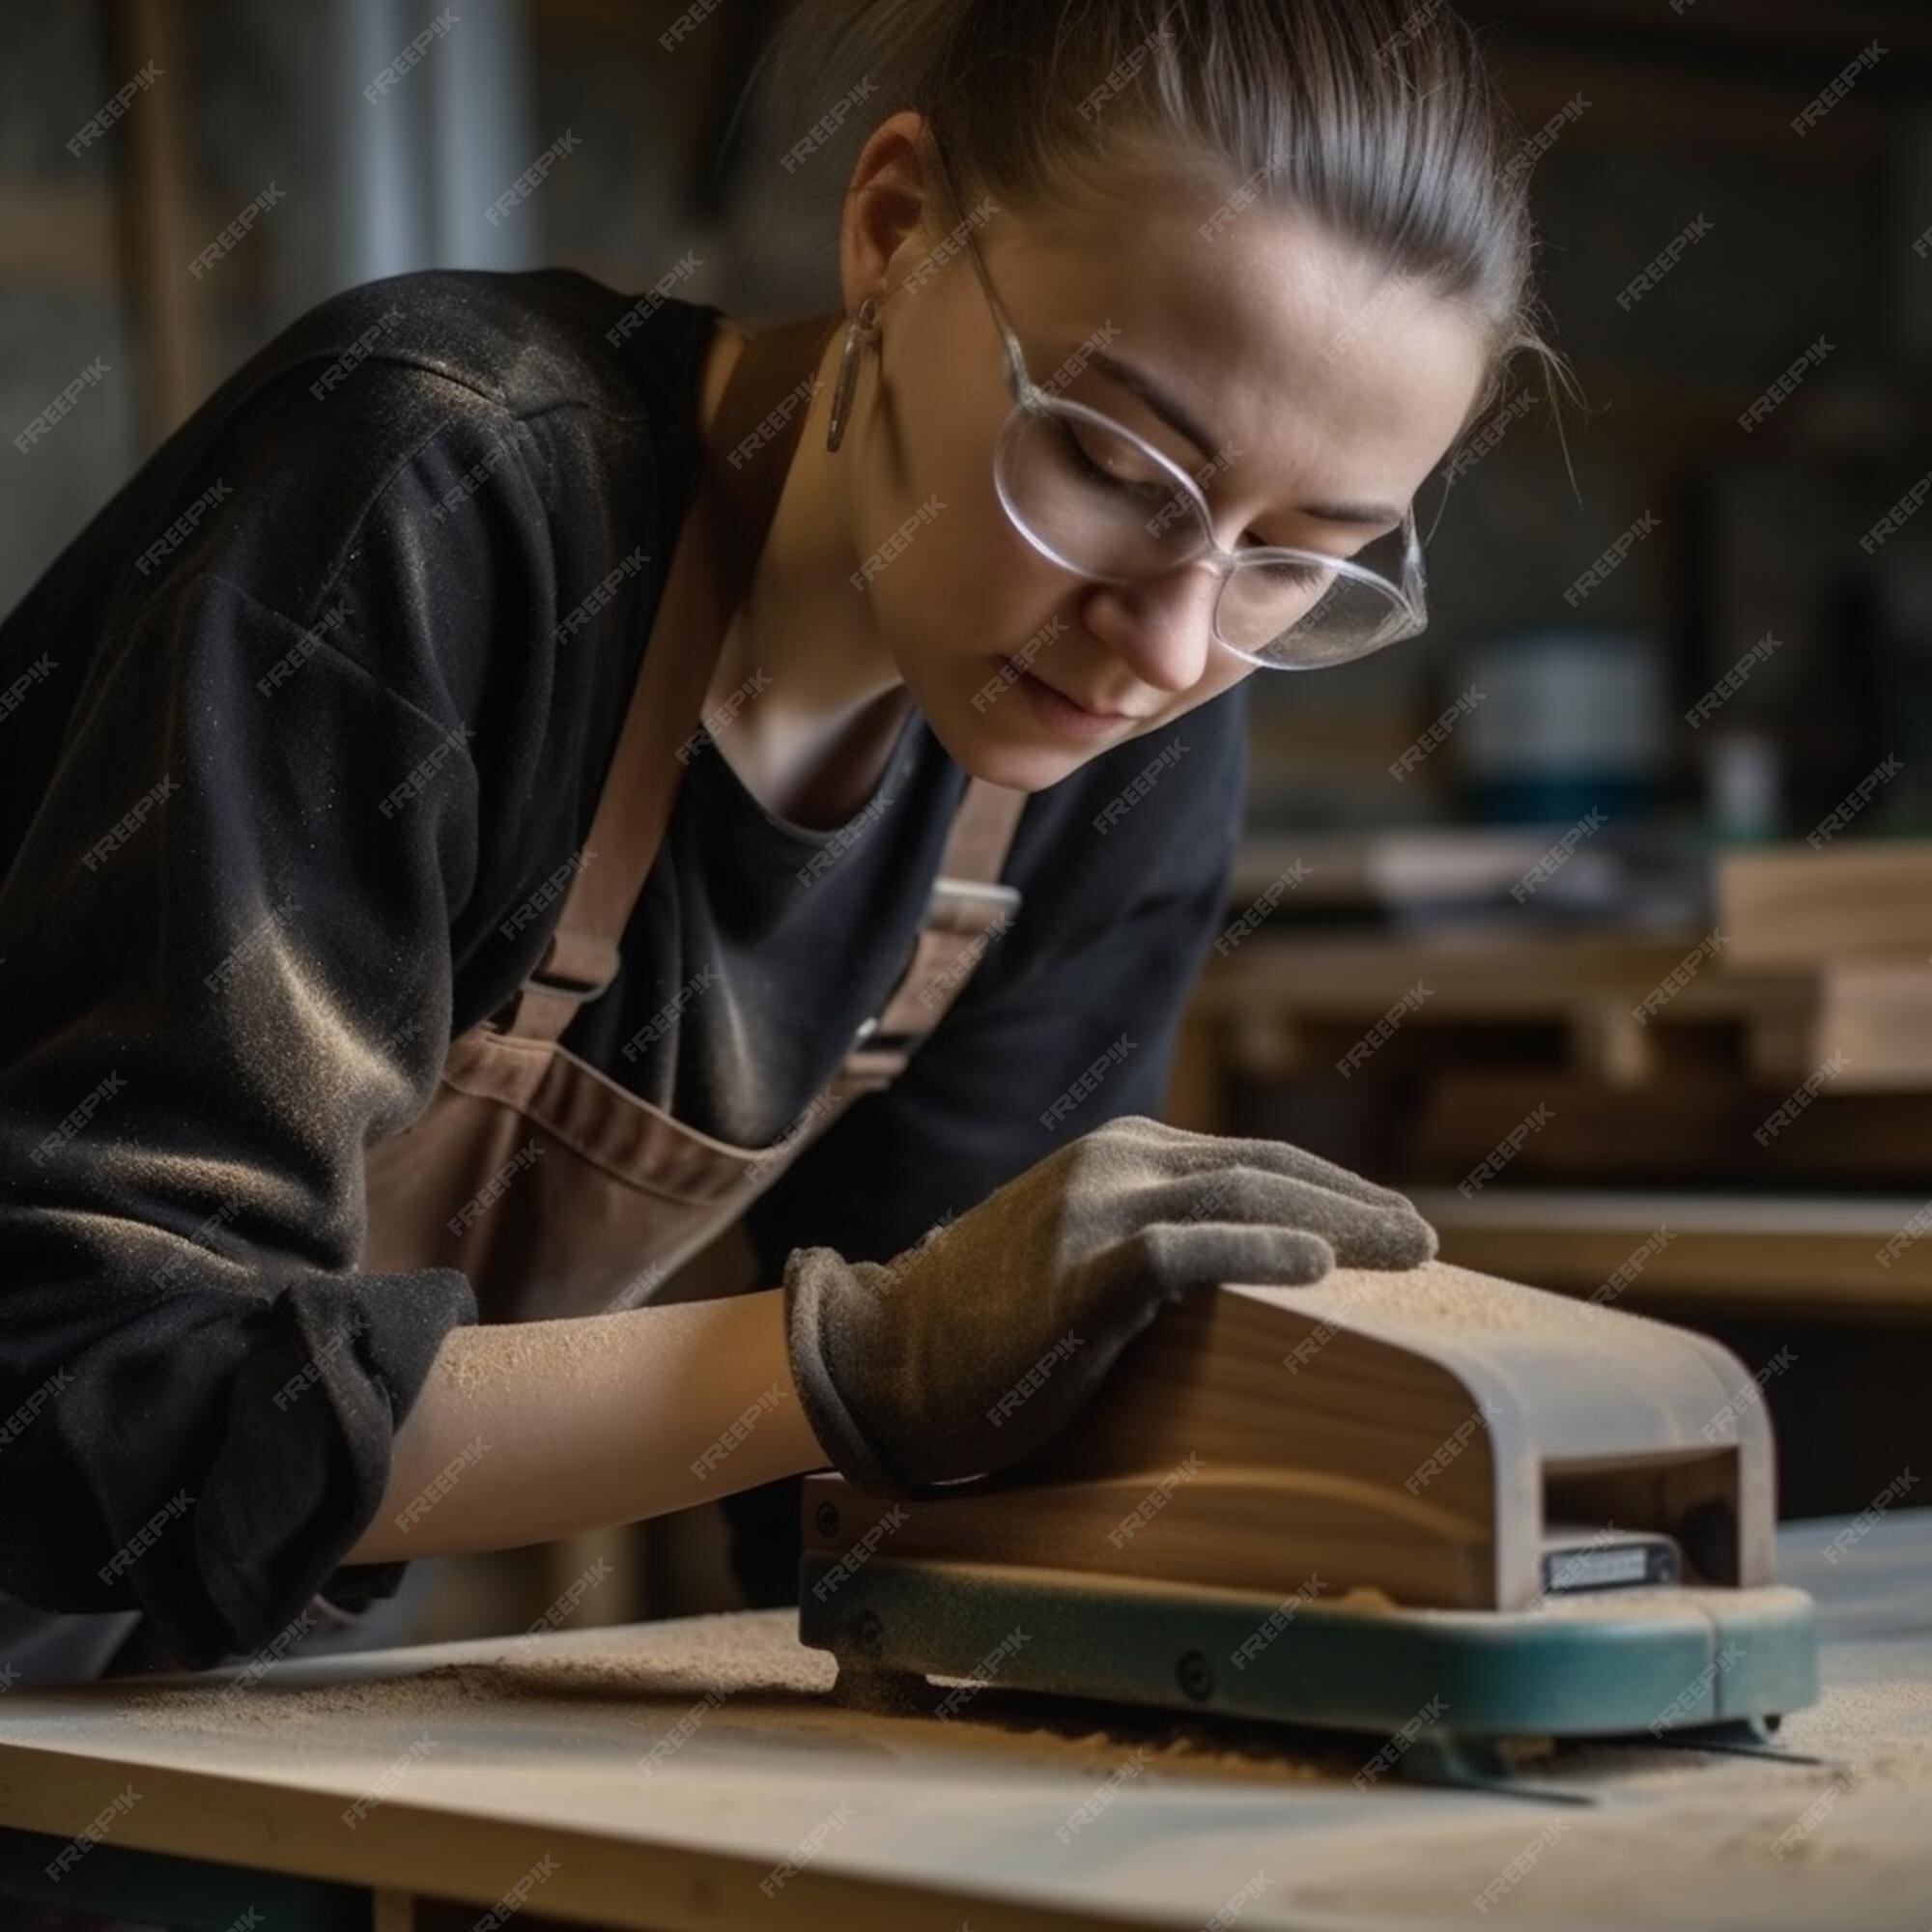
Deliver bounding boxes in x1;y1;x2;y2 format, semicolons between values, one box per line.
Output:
0;0;1546;1691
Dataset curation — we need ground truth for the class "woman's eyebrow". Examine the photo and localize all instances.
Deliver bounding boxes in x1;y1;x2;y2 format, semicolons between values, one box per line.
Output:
1085;347;1225;462
1081;348;1404;530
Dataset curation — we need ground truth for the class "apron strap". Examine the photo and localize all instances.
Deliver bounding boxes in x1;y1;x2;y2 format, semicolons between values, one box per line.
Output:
494;305;1034;1089
831;776;1029;1097
495;311;840;1044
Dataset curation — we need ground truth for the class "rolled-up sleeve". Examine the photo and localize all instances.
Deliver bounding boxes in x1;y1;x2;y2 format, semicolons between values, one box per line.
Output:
0;561;485;1669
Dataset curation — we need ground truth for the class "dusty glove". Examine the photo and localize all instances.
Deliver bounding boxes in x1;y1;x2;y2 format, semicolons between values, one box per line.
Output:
781;1112;1436;1496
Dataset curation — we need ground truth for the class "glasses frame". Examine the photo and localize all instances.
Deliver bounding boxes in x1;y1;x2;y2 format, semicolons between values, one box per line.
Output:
927;152;1432;671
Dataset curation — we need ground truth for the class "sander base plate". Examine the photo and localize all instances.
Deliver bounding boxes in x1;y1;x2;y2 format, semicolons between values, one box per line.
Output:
798;1550;1820;1795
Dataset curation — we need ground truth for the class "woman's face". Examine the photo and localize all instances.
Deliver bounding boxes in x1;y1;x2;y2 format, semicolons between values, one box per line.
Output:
837;127;1493;793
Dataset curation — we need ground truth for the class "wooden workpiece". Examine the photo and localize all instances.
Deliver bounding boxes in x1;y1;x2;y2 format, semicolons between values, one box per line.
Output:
806;1262;1775;1613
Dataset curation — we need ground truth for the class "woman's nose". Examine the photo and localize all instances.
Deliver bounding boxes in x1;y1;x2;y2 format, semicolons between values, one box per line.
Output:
1077;559;1222;696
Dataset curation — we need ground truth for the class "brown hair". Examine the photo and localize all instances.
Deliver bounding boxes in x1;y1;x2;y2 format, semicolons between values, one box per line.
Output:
740;0;1564;427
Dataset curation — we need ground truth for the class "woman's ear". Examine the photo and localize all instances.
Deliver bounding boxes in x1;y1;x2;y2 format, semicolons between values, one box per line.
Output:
839;109;947;308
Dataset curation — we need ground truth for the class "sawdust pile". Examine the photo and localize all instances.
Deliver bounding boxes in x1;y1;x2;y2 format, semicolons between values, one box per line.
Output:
111;1607;1350;1783
1308;1259;1666;1335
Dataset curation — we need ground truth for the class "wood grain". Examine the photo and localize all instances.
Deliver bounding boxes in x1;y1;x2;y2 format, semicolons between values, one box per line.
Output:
806;1261;1775;1611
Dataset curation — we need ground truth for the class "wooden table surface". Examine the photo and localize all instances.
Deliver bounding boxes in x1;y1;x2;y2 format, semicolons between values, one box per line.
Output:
0;1511;1929;1930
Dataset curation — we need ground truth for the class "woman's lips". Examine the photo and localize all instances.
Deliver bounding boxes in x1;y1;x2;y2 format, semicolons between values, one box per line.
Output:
1003;658;1138;741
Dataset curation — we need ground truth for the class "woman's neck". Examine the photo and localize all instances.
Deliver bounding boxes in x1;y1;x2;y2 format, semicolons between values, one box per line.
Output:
691;312;914;828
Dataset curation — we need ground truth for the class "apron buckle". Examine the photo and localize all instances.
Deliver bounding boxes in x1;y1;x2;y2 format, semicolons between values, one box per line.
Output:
840;1013;919;1094
528;927;622;1000
489;927;621;1034
926;875;1021;935
851;1013;922;1057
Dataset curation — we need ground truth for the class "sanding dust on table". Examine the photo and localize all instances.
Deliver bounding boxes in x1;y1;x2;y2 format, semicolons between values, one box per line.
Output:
109;1608;1349;1784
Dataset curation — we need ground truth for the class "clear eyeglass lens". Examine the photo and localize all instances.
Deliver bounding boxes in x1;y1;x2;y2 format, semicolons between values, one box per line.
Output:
1217;553;1414;668
995;401;1418;668
996;405;1210;580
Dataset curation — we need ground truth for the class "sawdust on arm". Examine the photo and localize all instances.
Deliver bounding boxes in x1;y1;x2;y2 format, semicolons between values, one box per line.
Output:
340;1287;825;1563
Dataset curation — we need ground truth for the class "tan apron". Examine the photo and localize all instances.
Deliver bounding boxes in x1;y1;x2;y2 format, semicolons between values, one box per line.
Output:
357;313;1026;1321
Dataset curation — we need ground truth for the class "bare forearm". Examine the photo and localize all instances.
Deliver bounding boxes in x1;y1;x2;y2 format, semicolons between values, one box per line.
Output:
341;1286;825;1563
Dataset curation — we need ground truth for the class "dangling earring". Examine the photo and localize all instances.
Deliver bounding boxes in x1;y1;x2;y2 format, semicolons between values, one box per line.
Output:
825;294;882;454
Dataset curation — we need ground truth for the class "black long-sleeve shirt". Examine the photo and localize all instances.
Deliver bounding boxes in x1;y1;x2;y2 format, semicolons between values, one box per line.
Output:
0;268;1248;1672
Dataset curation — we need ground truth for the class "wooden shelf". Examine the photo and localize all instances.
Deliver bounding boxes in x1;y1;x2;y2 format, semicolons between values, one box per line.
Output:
1413;1186;1932;1324
1197;928;1932;1093
1409;1069;1932;1187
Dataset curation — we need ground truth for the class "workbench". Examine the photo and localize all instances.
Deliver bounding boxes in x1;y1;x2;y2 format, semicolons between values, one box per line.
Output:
0;1509;1927;1930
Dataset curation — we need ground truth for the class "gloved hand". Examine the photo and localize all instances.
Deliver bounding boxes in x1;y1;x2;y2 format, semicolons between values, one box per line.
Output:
781;1113;1436;1497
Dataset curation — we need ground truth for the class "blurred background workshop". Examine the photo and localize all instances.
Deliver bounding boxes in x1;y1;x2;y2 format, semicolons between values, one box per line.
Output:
3;0;1928;1656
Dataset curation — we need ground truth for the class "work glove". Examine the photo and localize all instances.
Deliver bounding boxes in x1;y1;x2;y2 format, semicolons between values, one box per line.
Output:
781;1112;1436;1497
